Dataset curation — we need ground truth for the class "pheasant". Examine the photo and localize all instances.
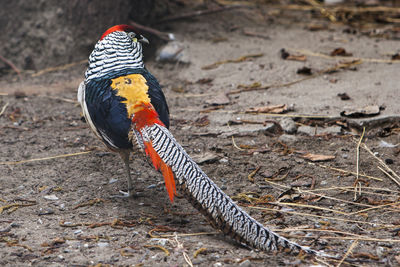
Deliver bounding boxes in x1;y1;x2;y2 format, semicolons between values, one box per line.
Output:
78;25;319;254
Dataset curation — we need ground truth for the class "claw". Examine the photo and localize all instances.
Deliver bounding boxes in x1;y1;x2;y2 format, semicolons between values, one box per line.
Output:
111;190;143;199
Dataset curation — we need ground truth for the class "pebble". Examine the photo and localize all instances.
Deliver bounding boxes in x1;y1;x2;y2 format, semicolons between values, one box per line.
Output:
239;259;252;267
151;238;168;246
147;184;156;189
108;178;118;184
376;246;386;258
319;126;342;135
278;134;298;144
279;117;297;134
219;158;228;163
297;125;315;136
97;242;109;248
74;229;82;235
43;194;59;200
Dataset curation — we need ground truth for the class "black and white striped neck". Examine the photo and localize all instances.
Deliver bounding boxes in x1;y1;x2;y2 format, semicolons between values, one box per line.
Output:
85;31;144;81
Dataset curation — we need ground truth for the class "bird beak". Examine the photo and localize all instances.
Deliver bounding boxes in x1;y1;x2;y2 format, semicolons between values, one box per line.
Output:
139;36;149;44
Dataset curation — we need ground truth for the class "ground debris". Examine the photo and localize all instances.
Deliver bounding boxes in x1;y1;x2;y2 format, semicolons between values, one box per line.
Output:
245;104;288;114
192;115;210;127
330;47;353;57
280;48;306;61
0;200;36;214
73;198;104;209
341;105;381;118
296;66;312;75
143;244;170;256
205;91;230;106
300;153;335;162
337;92;351;100
202;53;263;70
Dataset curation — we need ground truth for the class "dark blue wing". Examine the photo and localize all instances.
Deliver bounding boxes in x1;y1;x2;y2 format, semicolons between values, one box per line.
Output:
84;70;169;150
85;79;132;149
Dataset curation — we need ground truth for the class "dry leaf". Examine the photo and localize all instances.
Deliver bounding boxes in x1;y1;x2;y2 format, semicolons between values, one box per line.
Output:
287;55;307;61
340;105;380;118
301;153;335;162
280;49;306;61
246;104;288;114
202;53;263;70
193;116;210;127
205;91;230;105
330;47;353;57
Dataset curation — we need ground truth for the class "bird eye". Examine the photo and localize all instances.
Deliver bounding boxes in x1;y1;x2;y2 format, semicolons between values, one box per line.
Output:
127;32;136;39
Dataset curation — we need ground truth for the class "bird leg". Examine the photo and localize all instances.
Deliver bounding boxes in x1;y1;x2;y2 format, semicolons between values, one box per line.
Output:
113;150;135;198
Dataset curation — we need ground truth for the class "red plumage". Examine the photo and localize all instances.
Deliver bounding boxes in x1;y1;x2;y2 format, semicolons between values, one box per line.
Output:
132;103;176;202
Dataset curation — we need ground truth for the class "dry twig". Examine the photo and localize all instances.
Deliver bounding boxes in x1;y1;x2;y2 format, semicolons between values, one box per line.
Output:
0;54;21;78
360;142;400;187
32;59;87;77
129;20;171;41
290;49;400;64
156;5;246;24
354;127;365;200
0;151;92;165
0;102;9;117
338;239;358;267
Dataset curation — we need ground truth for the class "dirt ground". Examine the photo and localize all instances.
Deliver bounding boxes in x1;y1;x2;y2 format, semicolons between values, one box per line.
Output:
1;2;400;266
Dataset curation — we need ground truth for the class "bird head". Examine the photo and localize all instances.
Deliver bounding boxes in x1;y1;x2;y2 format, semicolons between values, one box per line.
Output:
85;25;149;81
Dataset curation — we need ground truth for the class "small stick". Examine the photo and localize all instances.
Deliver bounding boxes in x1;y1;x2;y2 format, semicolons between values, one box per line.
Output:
151;232;218;239
249;206;395;227
304;0;337;22
308;162;383;181
355;127;365;182
227;122;245;151
129;20;171;41
242;29;270;39
228;60;361;95
0;151;92;165
285;235;400;243
143;245;170;256
270;202;349;215
156;5;245;24
0;54;21;79
290;48;400;64
0;102;9;117
378;166;400;188
248;166;261;182
354;127;365;200
32;59;87;77
38;95;77;104
361;143;400;185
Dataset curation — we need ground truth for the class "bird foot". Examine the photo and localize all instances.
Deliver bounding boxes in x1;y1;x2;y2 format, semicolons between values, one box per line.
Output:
111;190;143;199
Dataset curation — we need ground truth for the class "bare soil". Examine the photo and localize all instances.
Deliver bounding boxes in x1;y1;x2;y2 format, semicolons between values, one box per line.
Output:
1;2;400;266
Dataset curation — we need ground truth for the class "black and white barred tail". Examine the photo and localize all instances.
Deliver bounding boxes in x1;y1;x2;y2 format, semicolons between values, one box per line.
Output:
136;123;318;254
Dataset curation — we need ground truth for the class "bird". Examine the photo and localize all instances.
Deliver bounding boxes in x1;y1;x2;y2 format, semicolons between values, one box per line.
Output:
77;24;320;254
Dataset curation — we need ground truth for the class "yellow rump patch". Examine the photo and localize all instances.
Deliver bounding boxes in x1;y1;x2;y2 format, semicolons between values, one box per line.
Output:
110;74;151;117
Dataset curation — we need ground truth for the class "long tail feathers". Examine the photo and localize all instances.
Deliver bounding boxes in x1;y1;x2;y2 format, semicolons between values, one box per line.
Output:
133;119;322;255
143;140;176;202
132;104;176;202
